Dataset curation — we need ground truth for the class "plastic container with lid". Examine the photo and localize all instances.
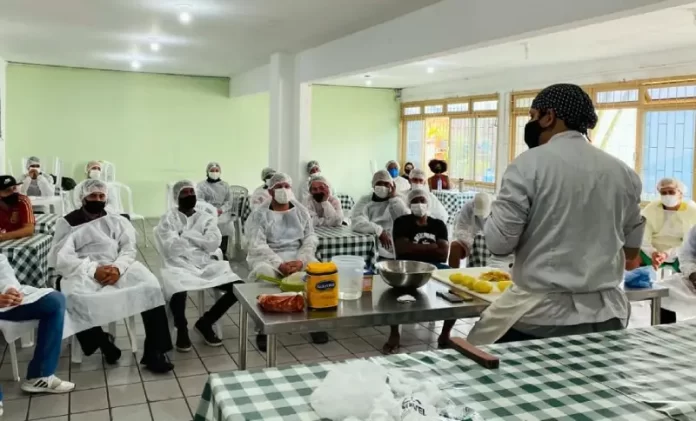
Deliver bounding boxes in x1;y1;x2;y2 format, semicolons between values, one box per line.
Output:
331;255;365;300
305;262;339;310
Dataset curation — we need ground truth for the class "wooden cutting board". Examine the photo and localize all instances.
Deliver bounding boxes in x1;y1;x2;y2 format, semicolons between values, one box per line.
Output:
432;267;510;303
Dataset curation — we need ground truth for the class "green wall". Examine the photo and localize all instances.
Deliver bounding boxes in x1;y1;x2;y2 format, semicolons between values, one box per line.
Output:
311;85;399;200
6;64;268;217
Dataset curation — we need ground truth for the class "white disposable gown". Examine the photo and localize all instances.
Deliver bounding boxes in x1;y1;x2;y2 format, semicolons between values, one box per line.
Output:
453;201;513;269
351;194;409;258
249;186;271;211
245;200;318;280
154;208;240;299
49;214;165;337
196;180;235;236
656;226;696;319
20;174;54;197
302;195;344;227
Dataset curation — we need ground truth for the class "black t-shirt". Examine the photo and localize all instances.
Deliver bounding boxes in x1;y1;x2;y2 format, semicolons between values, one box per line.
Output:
392;214;448;264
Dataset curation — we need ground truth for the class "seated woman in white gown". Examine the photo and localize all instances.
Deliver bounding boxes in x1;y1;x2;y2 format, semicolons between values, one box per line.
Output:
154;180;243;352
656;225;696;323
49;180;174;373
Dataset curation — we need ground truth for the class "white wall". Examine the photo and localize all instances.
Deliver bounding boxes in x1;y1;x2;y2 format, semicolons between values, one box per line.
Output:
229;64;270;97
0;57;6;173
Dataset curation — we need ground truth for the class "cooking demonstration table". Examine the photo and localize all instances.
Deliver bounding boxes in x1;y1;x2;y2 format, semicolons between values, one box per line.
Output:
623;285;669;325
0;234;52;287
233;277;488;369
195;322;696;421
34;213;59;236
314;226;377;269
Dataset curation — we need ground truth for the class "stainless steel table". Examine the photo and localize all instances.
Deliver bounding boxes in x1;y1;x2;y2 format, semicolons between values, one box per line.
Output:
623;284;670;325
233;277;488;369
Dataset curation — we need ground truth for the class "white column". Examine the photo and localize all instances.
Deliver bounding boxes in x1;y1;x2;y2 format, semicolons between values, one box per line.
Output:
0;58;6;174
495;91;511;192
268;52;312;192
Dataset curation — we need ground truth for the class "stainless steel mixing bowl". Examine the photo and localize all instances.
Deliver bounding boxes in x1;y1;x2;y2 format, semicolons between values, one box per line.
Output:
375;260;436;289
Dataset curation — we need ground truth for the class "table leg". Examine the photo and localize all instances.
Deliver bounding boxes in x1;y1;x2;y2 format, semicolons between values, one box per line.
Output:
238;308;248;370
650;297;662;326
266;334;277;368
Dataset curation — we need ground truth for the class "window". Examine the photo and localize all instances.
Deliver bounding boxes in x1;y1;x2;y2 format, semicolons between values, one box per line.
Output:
473;100;498;111
404;120;424;167
403;106;421;116
447;102;469;113
592;108;637;168
647;85;696;101
509;93;538;158
424;104;444;115
596;89;639;104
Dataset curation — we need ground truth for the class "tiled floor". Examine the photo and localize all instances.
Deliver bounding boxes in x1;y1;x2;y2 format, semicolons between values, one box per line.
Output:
0;218;655;420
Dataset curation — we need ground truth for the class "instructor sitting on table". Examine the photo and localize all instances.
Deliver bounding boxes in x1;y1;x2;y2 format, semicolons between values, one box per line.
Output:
383;188;449;354
0;176;35;241
640;177;696;270
469;83;646;345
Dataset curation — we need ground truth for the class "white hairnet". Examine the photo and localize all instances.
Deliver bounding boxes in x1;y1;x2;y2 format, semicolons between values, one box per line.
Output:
26;156;41;170
372;170;393;187
409;168;427;181
268;172;292;189
79;179;108;201
386;160;400;170
261;167;276;181
307;175;330;192
85;160;101;174
307;160;320;174
173;180;195;201
407;188;430;204
657;177;686;193
206;162;221;173
473;192;492;217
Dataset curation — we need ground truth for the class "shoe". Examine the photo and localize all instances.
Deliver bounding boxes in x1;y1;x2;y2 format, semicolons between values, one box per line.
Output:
256;334;267;352
0;401;4;416
195;319;222;347
310;331;329;344
101;333;122;365
176;328;192;352
141;353;174;374
21;375;75;394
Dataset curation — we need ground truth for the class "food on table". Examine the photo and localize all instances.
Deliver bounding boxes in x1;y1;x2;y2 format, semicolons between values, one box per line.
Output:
257;293;305;313
497;280;513;292
472;280;493;294
449;273;477;288
480;270;511;283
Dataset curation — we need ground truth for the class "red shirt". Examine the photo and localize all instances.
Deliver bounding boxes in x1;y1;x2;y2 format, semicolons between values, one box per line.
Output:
0;194;35;232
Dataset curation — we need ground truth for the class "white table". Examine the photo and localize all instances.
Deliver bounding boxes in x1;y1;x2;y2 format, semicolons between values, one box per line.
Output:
29;195;64;215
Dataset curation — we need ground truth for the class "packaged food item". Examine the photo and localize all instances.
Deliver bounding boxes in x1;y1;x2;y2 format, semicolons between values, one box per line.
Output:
305;262;339;310
257;292;305;313
362;275;374;292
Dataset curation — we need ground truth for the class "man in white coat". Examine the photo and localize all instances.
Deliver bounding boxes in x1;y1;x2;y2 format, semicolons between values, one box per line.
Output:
50;180;174;373
155;180;243;352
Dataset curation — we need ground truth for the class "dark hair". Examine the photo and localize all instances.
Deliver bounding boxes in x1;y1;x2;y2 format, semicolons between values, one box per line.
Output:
404;162;414;168
428;159;447;174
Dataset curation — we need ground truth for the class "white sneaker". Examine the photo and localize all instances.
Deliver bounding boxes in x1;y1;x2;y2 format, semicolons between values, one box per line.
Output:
0;401;4;416
21;375;75;394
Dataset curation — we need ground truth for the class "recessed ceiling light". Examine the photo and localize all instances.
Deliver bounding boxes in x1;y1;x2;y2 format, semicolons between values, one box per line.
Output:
150;42;160;52
365;79;373;87
427;67;435;74
178;5;192;24
130;60;141;70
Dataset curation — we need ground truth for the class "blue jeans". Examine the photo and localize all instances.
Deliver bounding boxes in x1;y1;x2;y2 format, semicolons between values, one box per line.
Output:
0;291;65;400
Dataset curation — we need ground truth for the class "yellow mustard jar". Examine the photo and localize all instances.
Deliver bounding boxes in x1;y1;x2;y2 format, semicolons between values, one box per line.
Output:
305;262;339;310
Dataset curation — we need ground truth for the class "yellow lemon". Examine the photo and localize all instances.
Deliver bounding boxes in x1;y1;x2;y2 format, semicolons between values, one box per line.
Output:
472;280;493;294
461;275;477;288
449;273;463;284
498;280;513;292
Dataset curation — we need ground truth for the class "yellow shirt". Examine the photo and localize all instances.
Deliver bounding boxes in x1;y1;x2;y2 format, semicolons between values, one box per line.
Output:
641;200;696;257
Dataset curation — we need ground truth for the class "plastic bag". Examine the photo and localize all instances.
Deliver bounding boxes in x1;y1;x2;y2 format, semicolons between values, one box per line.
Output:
624;266;655;289
257;292;305;313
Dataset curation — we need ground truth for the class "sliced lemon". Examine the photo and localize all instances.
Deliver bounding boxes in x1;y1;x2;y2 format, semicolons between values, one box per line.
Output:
472;280;493;294
498;280;513;292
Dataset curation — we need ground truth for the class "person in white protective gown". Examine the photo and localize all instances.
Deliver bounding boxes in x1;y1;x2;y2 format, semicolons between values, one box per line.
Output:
155;180;243;351
654;226;696;323
386;160;411;195
50;180;174;373
249;167;277;211
245;172;327;349
298;160;322;203
407;168;449;223
302;175;344;227
351;170;410;258
469;84;645;345
69;161;120;214
19;156;55;198
0;255;74;403
196;162;236;258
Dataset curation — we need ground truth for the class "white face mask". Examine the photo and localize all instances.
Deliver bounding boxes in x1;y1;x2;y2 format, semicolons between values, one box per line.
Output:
410;203;428;217
208;172;220;180
273;188;294;205
661;195;680;208
374;186;390;199
88;169;101;180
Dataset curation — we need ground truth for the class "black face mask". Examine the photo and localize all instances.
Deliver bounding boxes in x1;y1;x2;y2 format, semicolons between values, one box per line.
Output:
178;195;197;211
84;200;106;214
1;193;19;206
405;168;412;174
312;193;325;202
524;119;544;149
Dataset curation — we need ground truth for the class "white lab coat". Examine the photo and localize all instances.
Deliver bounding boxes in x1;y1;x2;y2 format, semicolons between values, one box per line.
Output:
154;208;240;299
20;174;54;197
0;255;57;342
49;214;165;337
351;194;410;258
196;180;235;236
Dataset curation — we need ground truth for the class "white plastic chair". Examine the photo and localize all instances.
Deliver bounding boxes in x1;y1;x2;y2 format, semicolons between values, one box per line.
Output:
5;161;14;177
100;161;116;183
70;316;138;364
0;321;40;382
109;181;148;247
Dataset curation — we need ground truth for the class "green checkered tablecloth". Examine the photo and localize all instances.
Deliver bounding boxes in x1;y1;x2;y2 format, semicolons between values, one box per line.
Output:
315;226;377;270
194;323;696;420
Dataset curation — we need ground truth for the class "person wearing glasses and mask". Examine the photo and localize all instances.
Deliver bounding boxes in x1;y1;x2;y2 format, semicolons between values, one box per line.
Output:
249;167;277;211
468;84;645;345
0;176;35;241
155;180;243;352
20;157;55;198
196;162;235;258
302;175;343;227
385;160;411;195
351;170;409;258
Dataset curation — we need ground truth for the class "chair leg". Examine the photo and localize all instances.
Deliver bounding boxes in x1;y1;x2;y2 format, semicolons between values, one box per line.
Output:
125;316;138;353
9;340;20;382
198;291;205;318
108;322;117;338
20;330;34;348
213;289;224;339
140;219;149;247
71;336;83;364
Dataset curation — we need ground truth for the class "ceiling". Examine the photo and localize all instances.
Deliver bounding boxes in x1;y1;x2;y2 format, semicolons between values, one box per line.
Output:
0;0;440;77
323;2;696;89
